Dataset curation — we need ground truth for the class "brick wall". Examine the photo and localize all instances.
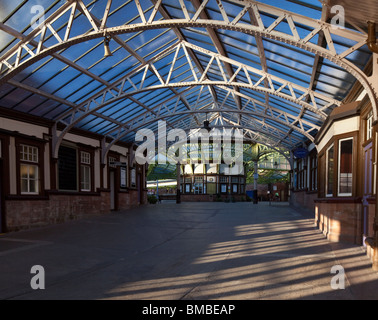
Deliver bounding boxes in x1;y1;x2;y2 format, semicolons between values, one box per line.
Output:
180;194;247;202
246;182;289;201
314;199;362;244
118;190;147;210
5;192;111;232
290;190;317;211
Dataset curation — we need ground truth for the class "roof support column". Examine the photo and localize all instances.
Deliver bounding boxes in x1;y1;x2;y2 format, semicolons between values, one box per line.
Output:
176;163;181;204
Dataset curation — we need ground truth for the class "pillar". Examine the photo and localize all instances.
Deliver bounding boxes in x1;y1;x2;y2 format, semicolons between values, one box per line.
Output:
176;163;181;204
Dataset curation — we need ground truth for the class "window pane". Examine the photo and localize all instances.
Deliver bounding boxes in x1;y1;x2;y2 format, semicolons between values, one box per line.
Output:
367;112;373;140
80;165;91;191
58;146;77;191
339;139;353;195
20;165;38;193
327;146;334;195
29;179;37;193
28;165;37;180
81;151;90;164
28;147;33;161
20;145;38;163
20;164;28;179
21;179;28;193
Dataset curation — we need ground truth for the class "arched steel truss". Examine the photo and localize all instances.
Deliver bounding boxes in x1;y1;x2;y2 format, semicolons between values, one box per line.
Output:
0;0;376;161
124;124;293;169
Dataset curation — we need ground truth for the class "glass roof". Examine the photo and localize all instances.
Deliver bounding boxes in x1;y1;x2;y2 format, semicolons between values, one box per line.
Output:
0;0;372;152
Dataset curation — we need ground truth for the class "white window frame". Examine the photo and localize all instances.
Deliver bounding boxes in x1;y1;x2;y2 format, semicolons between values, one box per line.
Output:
108;156;116;168
20;164;39;194
366;111;373;141
81;151;90;165
80;164;91;191
338;137;353;197
20;144;39;195
80;151;91;192
20;144;38;163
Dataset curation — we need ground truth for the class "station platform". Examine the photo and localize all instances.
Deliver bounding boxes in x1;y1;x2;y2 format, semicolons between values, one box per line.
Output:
0;202;377;300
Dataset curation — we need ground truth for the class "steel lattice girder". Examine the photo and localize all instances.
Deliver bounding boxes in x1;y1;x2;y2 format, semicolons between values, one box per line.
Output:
47;38;334;157
0;0;372;98
0;0;375;158
55;40;338;125
97;105;319;157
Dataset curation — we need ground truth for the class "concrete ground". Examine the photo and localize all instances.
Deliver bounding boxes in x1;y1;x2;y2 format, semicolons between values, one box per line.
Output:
0;201;378;300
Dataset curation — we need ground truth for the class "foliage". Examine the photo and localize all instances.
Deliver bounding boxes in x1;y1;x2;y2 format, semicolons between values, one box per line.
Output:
147;194;158;204
148;184;176;190
147;163;176;180
257;170;289;184
244;143;290;185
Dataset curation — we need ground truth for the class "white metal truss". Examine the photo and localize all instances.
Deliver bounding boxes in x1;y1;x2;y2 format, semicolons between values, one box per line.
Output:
46;38;334;157
0;0;376;159
97;104;318;161
50;71;322;157
0;0;374;117
0;0;372;93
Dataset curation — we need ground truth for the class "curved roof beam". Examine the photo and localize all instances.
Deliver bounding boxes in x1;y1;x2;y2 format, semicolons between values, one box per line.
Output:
163;124;293;165
95;107;316;161
98;84;321;140
50;74;321;158
169;114;300;149
172;124;293;150
102;122;292;164
47;37;334;155
34;39;338;125
0;0;374;118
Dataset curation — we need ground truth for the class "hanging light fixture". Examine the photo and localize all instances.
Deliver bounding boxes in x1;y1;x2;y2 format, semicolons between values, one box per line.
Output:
103;35;112;58
203;112;211;132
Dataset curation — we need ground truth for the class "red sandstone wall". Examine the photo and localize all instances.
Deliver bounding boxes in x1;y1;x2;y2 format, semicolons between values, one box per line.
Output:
118;190;147;210
180;194;246;202
6;189;149;231
314;200;362;244
5;192;111;231
289;190;317;211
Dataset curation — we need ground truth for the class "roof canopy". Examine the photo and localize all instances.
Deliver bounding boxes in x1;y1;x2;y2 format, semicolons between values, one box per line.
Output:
0;0;374;158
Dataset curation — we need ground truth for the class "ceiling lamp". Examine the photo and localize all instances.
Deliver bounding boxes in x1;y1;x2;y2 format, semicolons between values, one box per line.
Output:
103;35;112;58
203;113;211;132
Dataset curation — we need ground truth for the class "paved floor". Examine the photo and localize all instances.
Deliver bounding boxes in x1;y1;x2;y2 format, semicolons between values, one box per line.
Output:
0;201;378;300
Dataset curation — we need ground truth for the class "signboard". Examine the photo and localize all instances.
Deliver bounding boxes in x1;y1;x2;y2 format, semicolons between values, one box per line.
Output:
109;161;127;167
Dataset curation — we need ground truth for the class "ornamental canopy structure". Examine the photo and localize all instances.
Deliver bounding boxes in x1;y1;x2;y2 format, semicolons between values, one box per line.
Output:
0;0;377;163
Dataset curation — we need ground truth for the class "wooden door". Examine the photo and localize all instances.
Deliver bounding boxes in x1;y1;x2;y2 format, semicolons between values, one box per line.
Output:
0;159;3;233
362;142;373;245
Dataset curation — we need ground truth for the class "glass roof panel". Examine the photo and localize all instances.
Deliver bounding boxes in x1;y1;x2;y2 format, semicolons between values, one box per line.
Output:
0;0;373;150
